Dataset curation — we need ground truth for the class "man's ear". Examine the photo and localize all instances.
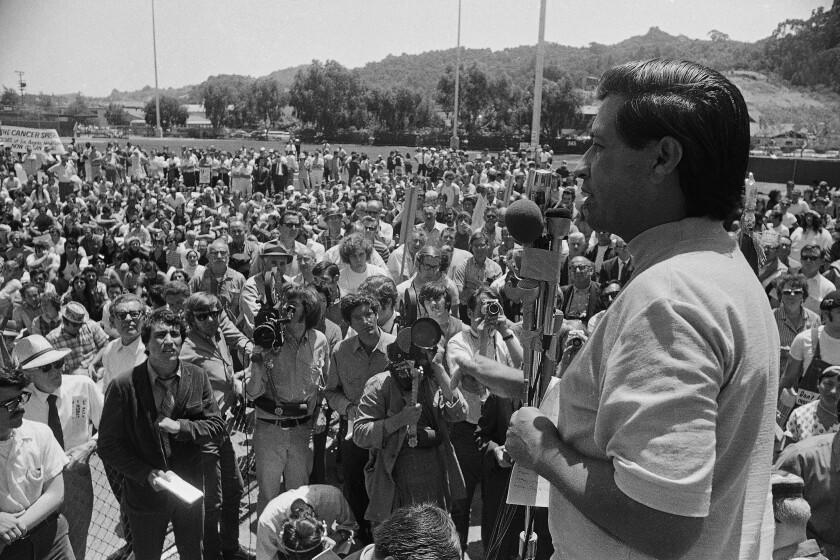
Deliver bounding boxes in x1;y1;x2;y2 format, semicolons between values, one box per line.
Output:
651;136;683;183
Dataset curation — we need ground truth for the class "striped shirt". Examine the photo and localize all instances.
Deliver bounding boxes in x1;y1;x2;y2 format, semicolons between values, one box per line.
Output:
774;305;821;349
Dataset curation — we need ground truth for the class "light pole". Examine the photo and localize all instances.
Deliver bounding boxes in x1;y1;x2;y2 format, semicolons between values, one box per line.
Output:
529;0;547;162
151;0;162;137
450;0;462;151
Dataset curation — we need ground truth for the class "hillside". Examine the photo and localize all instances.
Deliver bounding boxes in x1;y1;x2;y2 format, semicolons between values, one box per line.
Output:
89;22;840;132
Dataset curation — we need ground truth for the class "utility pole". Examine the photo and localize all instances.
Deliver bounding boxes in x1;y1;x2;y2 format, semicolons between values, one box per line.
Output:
15;71;26;100
151;0;162;137
450;0;462;151
529;0;547;162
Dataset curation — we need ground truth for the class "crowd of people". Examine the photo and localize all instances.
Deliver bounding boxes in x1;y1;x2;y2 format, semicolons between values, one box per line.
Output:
0;130;573;560
0;56;839;560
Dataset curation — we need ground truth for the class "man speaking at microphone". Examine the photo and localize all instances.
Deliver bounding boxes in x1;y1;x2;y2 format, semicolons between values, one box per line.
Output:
455;59;778;559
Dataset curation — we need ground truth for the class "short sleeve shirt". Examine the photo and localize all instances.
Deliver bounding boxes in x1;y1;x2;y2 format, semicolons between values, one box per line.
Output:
789;326;840;373
550;218;777;559
0;420;68;514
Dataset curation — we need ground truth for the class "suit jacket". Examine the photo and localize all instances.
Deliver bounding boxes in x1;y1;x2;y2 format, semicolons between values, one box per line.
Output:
98;360;225;513
598;255;634;287
584;245;616;268
558;281;605;326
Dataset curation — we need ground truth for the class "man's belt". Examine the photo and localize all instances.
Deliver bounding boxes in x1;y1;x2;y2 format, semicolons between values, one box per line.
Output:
252;396;307;418
258;416;311;428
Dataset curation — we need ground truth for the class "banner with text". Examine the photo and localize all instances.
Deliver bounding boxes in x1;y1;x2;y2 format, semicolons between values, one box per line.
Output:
0;125;66;154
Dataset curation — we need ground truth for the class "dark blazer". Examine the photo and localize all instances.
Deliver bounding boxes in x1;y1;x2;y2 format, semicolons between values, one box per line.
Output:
598;255;634;287
98;360;225;513
558;281;605;326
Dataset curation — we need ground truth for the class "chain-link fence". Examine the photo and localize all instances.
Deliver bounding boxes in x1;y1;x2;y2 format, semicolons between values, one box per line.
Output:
74;405;257;560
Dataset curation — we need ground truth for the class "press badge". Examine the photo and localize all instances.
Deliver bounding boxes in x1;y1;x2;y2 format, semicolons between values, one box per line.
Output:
71;397;88;420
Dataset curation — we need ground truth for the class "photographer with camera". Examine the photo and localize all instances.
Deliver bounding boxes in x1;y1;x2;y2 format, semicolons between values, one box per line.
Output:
246;283;330;515
240;240;297;339
446;286;522;550
352;320;467;525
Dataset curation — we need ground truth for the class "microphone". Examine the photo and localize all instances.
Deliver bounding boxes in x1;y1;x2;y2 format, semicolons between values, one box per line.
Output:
504;199;544;245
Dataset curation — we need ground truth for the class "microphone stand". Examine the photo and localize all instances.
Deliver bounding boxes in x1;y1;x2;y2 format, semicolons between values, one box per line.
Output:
507;176;566;560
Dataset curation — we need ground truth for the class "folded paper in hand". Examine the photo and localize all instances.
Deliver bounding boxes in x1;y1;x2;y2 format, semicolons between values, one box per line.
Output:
506;378;560;508
154;470;204;504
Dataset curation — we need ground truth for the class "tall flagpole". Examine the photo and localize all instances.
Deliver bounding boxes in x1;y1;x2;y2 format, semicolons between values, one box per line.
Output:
152;0;162;137
451;0;462;151
529;0;547;162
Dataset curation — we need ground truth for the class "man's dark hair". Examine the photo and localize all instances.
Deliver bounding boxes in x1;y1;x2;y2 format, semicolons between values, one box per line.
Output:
280;284;322;330
467;286;496;314
141;306;186;344
358;274;398;308
339;293;381;324
183;292;220;327
372;504;460;560
596;58;750;221
419;281;452;312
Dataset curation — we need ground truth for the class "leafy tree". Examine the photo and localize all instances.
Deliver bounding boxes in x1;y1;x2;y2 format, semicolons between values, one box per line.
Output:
514;71;582;139
202;81;232;130
105;103;129;125
249;78;286;129
289;60;366;135
65;94;89;116
436;62;493;134
144;95;187;130
1;87;19;107
365;86;432;132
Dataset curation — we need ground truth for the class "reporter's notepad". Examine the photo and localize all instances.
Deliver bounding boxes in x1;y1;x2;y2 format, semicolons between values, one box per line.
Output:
155;471;204;504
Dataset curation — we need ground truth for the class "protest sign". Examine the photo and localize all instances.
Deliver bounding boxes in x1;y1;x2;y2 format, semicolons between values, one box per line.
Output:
198;165;211;185
0;125;66;154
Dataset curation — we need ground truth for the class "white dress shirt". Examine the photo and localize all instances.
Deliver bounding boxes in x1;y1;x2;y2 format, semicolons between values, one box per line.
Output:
25;375;103;451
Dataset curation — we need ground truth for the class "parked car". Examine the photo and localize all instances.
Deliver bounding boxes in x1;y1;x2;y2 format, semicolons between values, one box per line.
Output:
229;129;249;138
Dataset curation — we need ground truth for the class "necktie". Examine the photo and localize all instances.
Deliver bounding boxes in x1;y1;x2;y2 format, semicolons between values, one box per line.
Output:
618;260;624;281
47;394;65;449
156;377;176;457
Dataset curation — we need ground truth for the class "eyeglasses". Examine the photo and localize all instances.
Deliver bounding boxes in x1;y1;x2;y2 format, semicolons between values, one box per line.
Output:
418;261;441;272
283;222;300;229
114;309;144;321
571;265;592;272
781;289;804;296
193;309;222;322
40;360;64;373
364;226;378;232
0;391;30;413
801;255;822;261
208;249;229;257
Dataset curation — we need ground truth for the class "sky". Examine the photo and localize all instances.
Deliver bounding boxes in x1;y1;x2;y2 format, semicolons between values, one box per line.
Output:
0;0;833;98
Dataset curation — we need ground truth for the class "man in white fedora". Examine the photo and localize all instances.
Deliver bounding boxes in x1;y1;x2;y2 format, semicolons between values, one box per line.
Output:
16;334;104;560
